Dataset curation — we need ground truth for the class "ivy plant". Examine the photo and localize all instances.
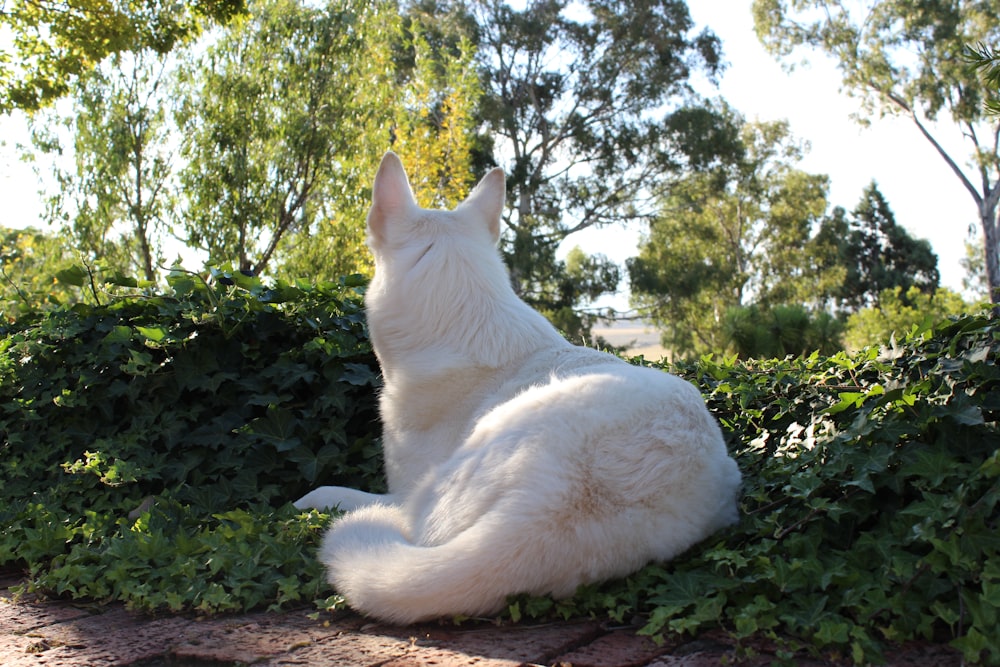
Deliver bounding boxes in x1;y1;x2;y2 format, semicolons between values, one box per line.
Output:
1;267;380;612
1;272;997;664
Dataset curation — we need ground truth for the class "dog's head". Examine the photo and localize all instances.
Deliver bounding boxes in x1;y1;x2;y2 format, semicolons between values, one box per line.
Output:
366;152;505;269
363;152;515;357
362;152;560;368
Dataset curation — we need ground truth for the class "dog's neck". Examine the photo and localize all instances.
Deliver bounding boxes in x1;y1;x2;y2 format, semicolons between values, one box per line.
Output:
366;263;566;382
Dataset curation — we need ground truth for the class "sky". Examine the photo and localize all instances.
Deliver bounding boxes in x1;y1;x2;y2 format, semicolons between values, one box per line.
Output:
0;0;981;306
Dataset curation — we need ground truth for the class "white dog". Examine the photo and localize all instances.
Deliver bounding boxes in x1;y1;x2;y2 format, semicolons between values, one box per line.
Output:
295;152;741;624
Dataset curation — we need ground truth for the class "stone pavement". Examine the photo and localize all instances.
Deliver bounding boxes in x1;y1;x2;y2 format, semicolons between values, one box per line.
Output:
1;571;964;666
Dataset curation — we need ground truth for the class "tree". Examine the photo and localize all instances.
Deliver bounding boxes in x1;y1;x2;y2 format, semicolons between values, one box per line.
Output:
836;181;939;311
723;303;843;358
628;106;839;356
844;285;969;351
278;2;482;282
466;0;726;339
173;0;480;282
173;0;396;278
0;0;245;113
0;226;78;318
753;0;1000;303
961;228;989;303
539;245;621;341
389;6;481;210
31;51;174;282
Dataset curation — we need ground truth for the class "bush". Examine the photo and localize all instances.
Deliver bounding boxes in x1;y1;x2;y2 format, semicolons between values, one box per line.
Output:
0;268;380;612
1;275;997;663
722;303;844;358
843;285;970;351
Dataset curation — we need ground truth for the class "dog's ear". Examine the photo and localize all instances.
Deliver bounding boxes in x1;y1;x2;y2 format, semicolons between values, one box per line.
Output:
368;152;418;245
458;168;505;243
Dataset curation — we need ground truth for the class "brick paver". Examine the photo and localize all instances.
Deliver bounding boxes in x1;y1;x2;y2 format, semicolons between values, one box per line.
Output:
0;575;966;666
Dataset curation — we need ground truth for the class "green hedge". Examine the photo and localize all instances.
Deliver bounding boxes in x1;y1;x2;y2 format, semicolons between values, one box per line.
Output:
1;270;380;611
1;274;997;664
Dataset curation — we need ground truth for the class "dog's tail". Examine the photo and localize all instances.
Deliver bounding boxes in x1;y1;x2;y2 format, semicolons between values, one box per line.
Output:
318;502;586;624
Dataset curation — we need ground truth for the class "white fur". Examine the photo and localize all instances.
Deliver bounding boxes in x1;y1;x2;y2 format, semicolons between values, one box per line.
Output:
295;152;742;624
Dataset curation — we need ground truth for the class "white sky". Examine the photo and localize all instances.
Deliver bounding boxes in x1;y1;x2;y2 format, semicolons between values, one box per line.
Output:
0;0;981;305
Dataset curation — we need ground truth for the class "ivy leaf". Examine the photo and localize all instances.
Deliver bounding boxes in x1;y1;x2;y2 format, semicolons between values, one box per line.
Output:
340;362;377;386
136;326;167;342
814;618;851;645
823;392;864;415
249;408;301;452
103;325;132;344
936;402;985;426
979;451;1000;478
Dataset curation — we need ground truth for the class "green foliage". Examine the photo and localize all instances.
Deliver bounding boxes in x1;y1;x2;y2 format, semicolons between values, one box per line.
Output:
14;501;337;615
0;269;379;612
19;0;481;291
3;275;998;663
845;286;971;352
963;229;990;303
723;303;843;359
0;226;79;319
512;313;1000;663
388;10;480;210
966;42;1000;116
629;106;839;357
278;1;483;283
30;50;174;282
0;0;246;113
752;0;1000;124
173;0;397;278
535;246;620;344
833;182;939;311
470;0;724;333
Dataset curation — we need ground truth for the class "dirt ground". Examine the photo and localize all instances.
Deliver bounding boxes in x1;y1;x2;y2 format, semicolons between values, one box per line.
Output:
591;323;668;360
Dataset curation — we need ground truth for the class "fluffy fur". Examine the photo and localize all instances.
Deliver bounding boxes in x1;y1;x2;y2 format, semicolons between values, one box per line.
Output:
294;152;742;624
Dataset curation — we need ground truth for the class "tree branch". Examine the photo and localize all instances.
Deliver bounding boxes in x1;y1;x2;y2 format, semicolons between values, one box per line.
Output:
882;88;983;206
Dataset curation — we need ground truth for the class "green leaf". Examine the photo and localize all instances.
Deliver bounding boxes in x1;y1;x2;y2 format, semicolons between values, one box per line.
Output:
814;618;851;645
508;601;522;623
824;392;864;415
340;362;377;386
938;402;985;426
106;273;139;289
250;408;301;452
136;326;167;342
104;325;132;344
979;450;1000;478
54;265;88;287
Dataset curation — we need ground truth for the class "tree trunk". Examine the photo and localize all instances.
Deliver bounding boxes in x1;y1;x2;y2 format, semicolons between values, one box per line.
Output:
506;186;533;297
136;217;155;283
132;157;156;283
981;200;1000;305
